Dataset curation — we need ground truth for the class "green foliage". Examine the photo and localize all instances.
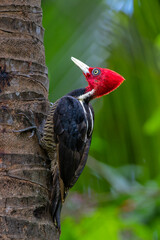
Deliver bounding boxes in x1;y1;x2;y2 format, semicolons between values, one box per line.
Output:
61;208;121;240
42;0;160;239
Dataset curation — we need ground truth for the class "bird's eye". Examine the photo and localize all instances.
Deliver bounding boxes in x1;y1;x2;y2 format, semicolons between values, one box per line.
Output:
92;68;101;76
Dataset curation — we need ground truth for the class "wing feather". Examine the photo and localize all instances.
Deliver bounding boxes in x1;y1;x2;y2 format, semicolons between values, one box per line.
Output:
53;96;93;194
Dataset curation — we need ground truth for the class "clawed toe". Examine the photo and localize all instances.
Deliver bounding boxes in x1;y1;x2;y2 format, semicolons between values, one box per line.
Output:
13;111;42;142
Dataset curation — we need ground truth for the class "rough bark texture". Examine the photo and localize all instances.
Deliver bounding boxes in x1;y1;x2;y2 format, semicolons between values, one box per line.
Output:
0;1;59;239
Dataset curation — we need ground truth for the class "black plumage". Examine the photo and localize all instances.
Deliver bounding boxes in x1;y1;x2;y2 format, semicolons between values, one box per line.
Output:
40;88;94;230
14;56;125;233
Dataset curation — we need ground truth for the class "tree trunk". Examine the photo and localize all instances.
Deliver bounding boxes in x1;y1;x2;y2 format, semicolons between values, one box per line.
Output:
0;0;59;239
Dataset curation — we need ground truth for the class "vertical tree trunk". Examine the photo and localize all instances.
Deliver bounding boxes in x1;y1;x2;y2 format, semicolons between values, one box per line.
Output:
0;0;59;239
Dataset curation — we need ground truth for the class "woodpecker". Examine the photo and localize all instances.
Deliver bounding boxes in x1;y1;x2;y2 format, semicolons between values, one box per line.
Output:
39;57;125;231
14;57;124;232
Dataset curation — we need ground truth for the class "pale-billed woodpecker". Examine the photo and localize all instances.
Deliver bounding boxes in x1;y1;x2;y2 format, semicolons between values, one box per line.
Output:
15;57;124;231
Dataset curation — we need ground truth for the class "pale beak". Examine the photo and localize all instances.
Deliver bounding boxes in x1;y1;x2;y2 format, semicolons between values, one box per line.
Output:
71;57;90;74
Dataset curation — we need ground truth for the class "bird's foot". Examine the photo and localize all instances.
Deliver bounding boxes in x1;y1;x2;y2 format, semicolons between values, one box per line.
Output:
14;125;37;138
13;111;42;141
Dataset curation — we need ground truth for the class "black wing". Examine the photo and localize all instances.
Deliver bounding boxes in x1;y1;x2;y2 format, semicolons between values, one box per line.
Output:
53;96;93;194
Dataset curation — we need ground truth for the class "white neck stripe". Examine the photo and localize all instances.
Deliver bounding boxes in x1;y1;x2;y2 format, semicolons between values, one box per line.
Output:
79;100;88;142
88;107;94;136
78;89;95;101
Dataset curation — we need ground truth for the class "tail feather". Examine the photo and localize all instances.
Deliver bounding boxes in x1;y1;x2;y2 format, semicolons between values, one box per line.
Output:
51;170;62;232
54;198;62;231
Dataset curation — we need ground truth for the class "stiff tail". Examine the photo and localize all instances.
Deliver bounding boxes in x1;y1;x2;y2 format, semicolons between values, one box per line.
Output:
51;169;62;232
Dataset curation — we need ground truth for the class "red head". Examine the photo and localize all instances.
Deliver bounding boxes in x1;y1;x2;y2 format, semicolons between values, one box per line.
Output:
71;57;125;99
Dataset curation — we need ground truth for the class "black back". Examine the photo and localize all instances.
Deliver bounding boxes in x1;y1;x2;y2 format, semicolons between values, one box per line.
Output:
53;93;94;188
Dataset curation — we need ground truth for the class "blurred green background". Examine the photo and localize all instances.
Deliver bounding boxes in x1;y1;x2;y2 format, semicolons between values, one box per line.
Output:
42;0;160;239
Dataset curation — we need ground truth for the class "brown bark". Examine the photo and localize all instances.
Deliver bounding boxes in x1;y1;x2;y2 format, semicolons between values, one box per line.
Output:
0;1;59;239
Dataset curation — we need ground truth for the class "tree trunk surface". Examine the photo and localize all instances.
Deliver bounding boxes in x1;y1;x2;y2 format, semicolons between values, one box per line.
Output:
0;0;59;239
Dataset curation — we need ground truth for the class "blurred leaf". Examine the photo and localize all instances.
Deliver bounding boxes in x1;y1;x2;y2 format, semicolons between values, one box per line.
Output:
87;156;142;194
61;207;121;240
143;108;160;135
